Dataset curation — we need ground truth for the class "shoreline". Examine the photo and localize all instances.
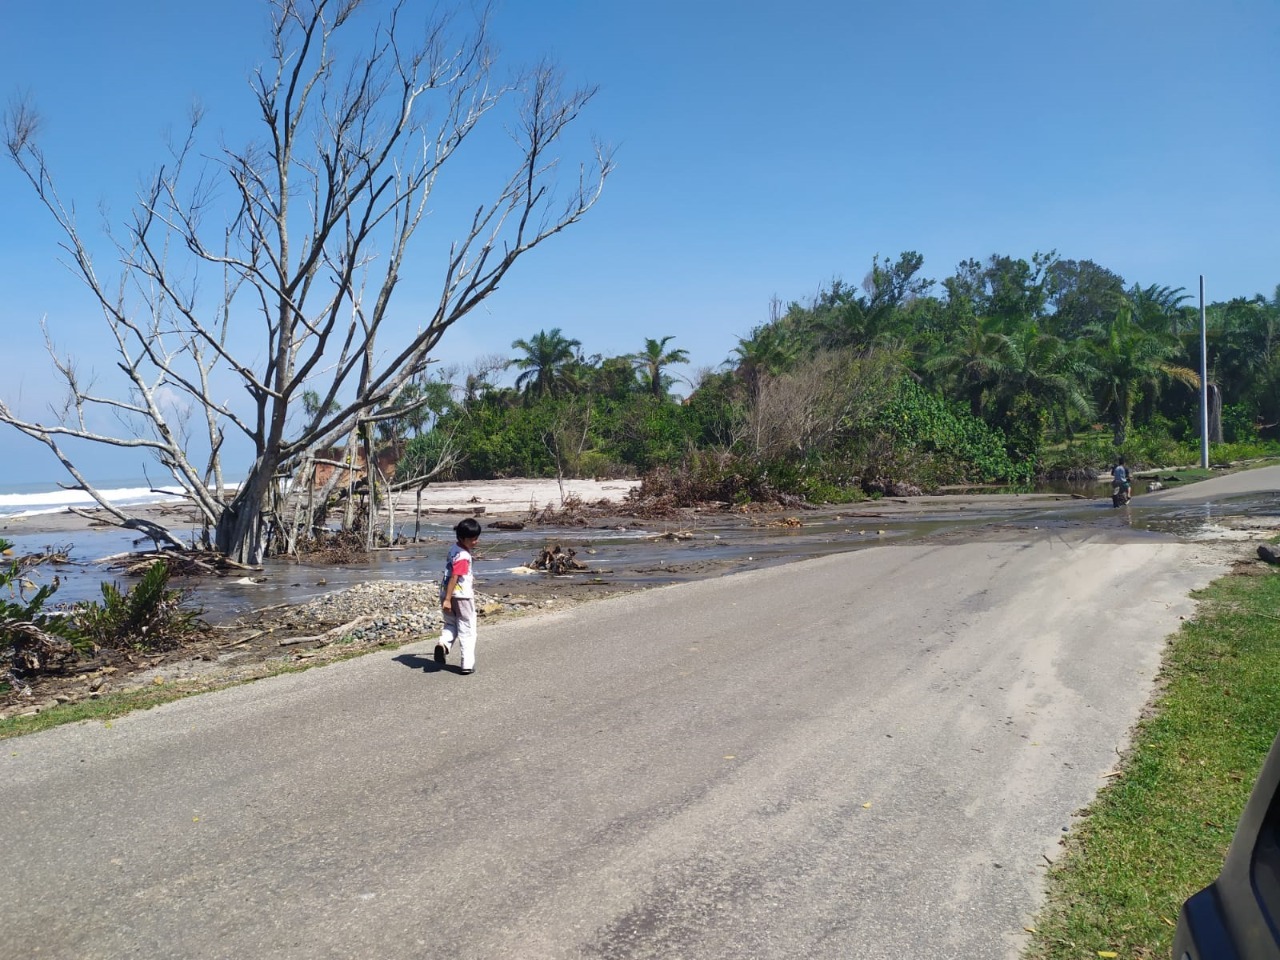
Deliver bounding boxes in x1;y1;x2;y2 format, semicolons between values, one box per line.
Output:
0;477;643;539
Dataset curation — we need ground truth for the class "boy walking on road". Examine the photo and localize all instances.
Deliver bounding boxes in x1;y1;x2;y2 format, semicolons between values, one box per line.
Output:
435;517;481;675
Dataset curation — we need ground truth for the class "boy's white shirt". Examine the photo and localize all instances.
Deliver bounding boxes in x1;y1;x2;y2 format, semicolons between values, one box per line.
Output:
441;543;475;599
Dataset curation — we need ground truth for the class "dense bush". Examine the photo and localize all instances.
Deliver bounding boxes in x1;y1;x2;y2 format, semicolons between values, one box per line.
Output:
1206;439;1280;463
867;380;1033;486
1222;404;1260;444
431;394;708;480
75;561;203;651
1112;424;1187;470
386;260;1280;501
631;450;769;506
401;369;1058;502
1;538;85;683
606;398;695;472
760;454;868;504
1039;435;1113;482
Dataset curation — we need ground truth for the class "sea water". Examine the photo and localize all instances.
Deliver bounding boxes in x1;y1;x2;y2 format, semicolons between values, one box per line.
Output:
0;478;208;607
0;479;187;519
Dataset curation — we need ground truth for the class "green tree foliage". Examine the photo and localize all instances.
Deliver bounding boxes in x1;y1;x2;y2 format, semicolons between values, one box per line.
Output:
75;562;203;651
797;253;934;353
509;328;584;400
585;356;640;400
1210;294;1280;416
869;379;1033;486
396;251;1280;500
730;324;800;396
924;315;1017;417
1088;304;1200;444
2;538;84;683
631;336;690;400
1128;283;1191;336
375;375;455;443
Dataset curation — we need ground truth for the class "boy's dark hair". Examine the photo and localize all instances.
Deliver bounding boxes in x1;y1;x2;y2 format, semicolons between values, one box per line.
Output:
454;517;482;540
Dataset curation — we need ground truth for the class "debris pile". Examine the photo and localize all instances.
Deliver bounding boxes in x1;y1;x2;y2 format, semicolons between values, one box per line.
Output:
526;494;619;526
862;478;923;498
12;544;73;570
97;550;261;578
650;530;694;541
530;543;589;574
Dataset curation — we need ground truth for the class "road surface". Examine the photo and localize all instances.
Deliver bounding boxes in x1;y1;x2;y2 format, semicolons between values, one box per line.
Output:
4;468;1276;959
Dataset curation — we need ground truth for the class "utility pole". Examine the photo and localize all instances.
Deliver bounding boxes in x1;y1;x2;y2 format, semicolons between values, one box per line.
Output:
1200;275;1209;469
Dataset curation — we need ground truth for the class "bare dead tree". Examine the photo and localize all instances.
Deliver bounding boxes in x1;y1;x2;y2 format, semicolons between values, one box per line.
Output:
542;398;593;504
742;349;902;461
1;0;611;563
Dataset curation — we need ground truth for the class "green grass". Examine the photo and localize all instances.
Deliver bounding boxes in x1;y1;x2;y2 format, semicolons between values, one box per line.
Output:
0;643;387;741
0;682;214;739
1026;567;1280;960
1140;456;1280;486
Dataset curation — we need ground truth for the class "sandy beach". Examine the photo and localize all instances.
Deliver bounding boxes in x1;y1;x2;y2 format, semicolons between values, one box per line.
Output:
0;477;643;539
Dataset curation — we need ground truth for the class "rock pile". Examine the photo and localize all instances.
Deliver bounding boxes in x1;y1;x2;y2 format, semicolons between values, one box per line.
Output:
268;580;529;644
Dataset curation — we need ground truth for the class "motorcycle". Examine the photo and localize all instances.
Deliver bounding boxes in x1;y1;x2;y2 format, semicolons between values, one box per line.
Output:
1111;480;1132;508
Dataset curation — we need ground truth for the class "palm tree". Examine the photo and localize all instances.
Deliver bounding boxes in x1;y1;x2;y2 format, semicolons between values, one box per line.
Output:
1128;283;1191;336
509;328;583;400
729;324;798;398
1205;295;1280;426
632;336;690;400
995;322;1096;437
1089;304;1199;444
923;316;1017;418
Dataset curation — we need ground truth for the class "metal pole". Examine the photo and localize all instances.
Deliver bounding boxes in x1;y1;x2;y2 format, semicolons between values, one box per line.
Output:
1200;275;1209;469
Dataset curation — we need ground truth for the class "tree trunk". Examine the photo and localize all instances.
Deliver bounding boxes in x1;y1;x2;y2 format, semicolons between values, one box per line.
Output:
214;459;276;564
362;426;376;552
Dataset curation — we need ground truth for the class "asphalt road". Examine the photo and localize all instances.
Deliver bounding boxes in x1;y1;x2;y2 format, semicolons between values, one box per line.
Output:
5;470;1275;960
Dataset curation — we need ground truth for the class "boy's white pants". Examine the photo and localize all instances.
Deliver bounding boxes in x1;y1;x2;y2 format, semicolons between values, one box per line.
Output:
439;598;476;669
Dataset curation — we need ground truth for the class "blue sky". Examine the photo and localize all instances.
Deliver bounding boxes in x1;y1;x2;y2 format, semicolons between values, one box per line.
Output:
1;0;1277;486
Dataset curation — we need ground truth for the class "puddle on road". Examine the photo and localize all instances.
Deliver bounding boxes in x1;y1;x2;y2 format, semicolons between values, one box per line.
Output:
1129;493;1280;540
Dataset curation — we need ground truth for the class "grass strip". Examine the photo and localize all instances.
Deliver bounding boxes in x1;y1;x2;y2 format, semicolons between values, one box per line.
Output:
1026;566;1280;960
0;644;387;741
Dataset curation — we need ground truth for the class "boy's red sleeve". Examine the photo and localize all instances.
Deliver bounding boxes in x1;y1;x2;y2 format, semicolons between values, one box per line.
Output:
452;556;471;577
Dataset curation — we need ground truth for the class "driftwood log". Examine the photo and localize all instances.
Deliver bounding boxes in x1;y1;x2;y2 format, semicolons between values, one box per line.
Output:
277;615;376;647
95;551;262;577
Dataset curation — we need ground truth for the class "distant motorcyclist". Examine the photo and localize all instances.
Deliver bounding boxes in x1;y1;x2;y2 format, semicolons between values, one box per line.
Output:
1111;457;1132;505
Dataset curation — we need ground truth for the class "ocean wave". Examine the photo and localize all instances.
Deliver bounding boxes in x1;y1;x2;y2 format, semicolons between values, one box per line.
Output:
0;485;186;518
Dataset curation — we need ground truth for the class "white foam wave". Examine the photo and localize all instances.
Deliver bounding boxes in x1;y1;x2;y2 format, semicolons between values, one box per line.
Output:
0;485;186;518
